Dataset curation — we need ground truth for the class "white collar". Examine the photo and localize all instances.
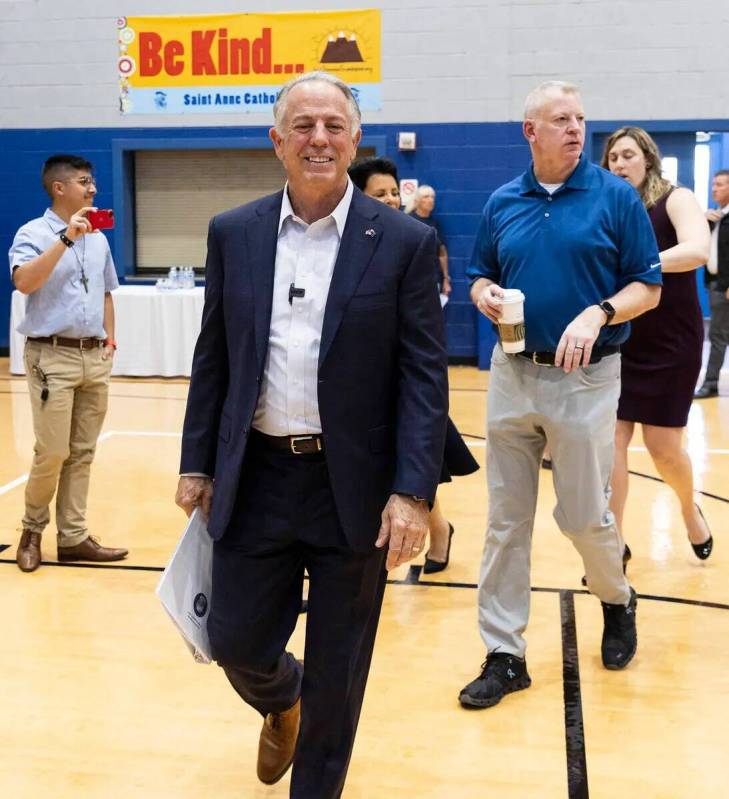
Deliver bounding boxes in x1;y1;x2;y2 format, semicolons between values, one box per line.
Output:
278;178;353;237
44;208;69;232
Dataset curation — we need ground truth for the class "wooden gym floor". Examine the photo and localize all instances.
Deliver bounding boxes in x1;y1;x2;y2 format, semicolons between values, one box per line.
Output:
1;359;727;798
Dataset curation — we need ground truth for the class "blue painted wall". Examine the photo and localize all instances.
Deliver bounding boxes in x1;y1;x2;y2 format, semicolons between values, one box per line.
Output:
0;121;530;357
3;120;727;357
708;132;729;177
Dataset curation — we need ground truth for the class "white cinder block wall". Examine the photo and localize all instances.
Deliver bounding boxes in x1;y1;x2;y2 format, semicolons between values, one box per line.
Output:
0;0;727;129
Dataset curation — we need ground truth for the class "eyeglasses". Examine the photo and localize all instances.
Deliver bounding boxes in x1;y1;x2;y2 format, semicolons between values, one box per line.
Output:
62;176;97;187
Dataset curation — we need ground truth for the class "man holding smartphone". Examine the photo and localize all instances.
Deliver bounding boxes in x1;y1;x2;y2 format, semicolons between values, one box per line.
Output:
9;154;128;572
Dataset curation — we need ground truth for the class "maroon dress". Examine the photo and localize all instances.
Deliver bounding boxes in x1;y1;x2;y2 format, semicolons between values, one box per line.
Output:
617;190;703;427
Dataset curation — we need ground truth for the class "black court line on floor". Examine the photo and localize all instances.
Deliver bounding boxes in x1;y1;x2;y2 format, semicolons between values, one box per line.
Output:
627;469;729;505
561;590;589;799
0;558;164;572
3;553;726;799
3;555;727;613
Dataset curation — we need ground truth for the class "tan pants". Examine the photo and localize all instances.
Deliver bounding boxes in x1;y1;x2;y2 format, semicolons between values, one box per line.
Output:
479;344;631;658
22;340;111;548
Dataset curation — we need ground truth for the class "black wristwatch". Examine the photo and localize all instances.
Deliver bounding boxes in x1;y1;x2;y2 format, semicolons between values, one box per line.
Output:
598;300;616;325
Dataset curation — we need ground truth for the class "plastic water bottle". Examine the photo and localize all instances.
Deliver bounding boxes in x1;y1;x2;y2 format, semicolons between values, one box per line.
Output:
169;266;178;289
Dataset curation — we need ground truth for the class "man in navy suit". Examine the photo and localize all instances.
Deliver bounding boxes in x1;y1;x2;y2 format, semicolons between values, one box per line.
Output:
175;71;448;799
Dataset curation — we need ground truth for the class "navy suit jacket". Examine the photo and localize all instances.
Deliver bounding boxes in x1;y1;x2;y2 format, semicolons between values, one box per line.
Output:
180;186;449;552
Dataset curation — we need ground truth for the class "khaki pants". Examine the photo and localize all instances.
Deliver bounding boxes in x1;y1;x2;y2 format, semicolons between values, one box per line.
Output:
22;340;112;548
479;344;631;658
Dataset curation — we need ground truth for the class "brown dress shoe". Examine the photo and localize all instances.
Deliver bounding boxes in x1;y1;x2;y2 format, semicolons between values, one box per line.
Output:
257;698;301;785
17;530;42;572
57;536;128;562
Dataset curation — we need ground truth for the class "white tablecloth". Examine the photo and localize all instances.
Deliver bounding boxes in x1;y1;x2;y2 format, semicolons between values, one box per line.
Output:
9;286;205;377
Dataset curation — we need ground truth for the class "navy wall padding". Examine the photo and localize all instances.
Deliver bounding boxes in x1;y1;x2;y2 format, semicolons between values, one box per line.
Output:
2;119;726;359
1;121;531;357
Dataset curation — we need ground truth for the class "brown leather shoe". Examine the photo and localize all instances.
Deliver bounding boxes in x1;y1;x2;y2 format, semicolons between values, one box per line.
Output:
17;530;42;572
257;698;301;785
57;536;128;562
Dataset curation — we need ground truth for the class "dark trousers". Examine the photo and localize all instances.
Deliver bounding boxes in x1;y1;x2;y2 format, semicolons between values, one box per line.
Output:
207;433;387;799
705;288;729;385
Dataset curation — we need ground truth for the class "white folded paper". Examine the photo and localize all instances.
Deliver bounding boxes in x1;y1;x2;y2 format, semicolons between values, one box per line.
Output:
156;508;213;664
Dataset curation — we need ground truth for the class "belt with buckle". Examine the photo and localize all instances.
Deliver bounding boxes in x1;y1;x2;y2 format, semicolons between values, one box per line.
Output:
251;429;325;455
518;346;619;367
29;336;103;350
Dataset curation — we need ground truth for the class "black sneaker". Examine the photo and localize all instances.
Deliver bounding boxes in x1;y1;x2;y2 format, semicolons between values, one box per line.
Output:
459;652;531;708
601;587;637;670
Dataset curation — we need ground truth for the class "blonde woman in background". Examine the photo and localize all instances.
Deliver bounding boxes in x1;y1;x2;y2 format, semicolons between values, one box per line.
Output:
602;127;712;561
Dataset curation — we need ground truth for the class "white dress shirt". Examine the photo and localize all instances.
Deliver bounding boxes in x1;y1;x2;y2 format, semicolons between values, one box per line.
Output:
252;179;354;436
707;204;729;276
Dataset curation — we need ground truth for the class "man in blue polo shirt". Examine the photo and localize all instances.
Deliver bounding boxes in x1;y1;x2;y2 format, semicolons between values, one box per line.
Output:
460;81;662;709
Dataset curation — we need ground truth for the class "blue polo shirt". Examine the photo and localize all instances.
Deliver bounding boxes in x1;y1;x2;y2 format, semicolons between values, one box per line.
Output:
467;155;662;352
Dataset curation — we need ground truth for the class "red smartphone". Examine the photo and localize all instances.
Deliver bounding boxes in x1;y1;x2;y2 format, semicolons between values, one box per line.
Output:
87;209;115;230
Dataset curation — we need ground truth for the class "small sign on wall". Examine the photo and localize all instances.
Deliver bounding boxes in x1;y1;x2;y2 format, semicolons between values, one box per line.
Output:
399;179;418;207
397;131;416;150
117;9;382;114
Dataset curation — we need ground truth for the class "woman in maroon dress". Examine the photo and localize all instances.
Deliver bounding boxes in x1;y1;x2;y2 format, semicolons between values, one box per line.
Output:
602;127;713;559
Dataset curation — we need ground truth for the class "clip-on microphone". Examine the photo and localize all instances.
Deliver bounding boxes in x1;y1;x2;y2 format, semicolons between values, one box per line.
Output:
289;283;306;305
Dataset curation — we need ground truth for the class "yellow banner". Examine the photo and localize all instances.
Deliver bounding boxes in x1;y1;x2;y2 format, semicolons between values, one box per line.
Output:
118;10;381;88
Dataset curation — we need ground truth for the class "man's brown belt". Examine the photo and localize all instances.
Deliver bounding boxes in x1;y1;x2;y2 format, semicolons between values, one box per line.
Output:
28;336;103;350
251;429;325;455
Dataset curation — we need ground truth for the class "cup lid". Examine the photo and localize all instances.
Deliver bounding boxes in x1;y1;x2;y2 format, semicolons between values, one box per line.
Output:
501;289;525;302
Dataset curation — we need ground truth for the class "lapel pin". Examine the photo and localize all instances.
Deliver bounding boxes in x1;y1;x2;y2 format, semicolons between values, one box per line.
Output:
365;228;376;237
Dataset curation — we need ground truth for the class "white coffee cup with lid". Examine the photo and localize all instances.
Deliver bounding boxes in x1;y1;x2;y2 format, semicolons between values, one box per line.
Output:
497;289;526;353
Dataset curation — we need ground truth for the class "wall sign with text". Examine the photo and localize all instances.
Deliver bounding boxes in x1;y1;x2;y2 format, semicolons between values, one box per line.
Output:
117;9;381;114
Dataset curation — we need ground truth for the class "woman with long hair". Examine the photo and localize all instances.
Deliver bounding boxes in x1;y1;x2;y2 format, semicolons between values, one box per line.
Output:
602;127;712;561
348;157;479;573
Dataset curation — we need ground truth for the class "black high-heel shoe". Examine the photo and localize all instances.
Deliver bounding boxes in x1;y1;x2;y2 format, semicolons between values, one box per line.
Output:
691;505;713;560
423;523;454;574
581;543;631;587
